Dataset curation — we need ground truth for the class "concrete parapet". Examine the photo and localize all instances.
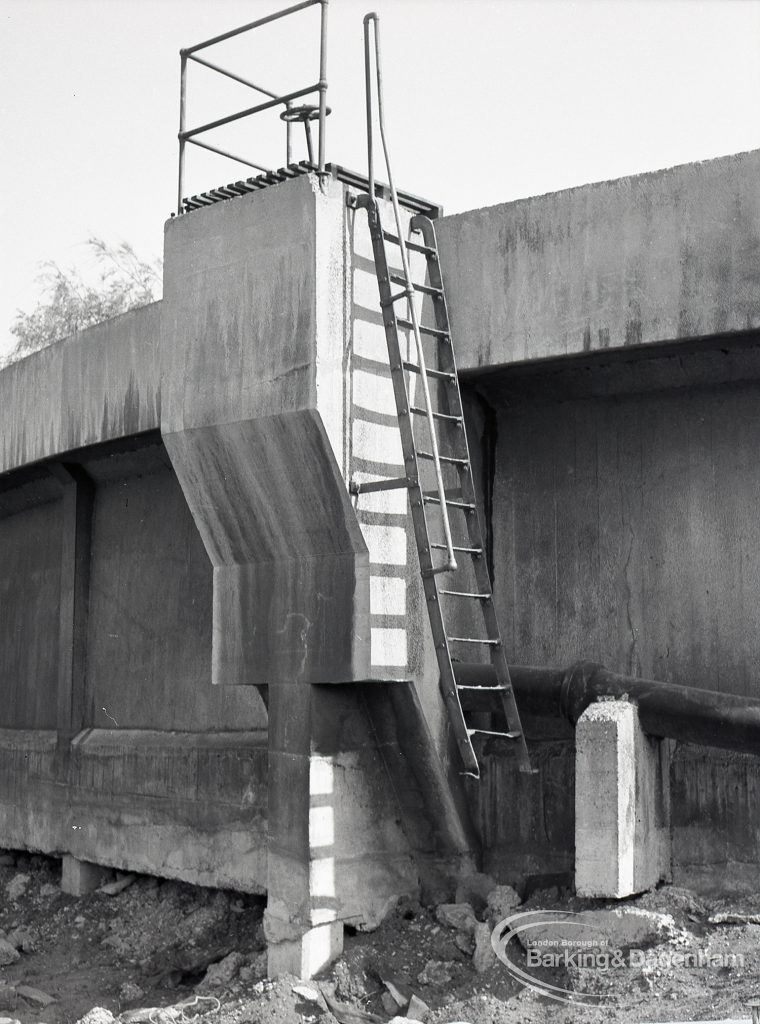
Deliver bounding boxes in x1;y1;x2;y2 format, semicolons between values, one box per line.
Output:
575;700;670;898
438;149;760;369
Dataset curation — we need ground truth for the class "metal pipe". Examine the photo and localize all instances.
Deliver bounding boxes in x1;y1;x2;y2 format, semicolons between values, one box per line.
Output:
181;83;319;141
363;14;375;199
363;12;457;573
185;137;273;174
177;53;188;214
187;53;280;99
184;0;319;55
317;0;328;173
454;660;760;756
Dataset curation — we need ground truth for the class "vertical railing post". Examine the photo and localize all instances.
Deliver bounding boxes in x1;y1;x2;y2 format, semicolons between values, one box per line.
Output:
177;50;188;214
363;13;375;200
317;0;329;173
285;102;293;165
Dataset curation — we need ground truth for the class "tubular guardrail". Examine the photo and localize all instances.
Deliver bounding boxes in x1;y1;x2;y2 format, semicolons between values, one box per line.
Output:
177;0;329;214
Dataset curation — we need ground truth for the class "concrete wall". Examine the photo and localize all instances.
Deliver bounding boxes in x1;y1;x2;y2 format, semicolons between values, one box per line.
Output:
0;482;61;729
3;152;760;909
0;300;269;889
457;333;760;890
483;372;760;692
437;150;760;369
0;303;161;474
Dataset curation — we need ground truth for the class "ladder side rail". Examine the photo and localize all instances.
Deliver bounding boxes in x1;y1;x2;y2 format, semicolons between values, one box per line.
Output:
412;217;534;773
363;13;457;573
352;195;481;777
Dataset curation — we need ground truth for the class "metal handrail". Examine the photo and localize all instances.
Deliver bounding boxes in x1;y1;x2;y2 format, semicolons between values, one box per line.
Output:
177;0;329;214
362;12;457;572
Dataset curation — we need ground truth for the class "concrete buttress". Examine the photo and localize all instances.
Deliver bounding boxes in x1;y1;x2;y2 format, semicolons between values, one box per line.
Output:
161;173;477;976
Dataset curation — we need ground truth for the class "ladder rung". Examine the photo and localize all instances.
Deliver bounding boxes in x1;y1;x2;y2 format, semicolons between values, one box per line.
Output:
440;589;491;599
402;362;455;382
382;231;437;257
423;496;475;511
350;476;410;495
467;728;522;740
409;406;462;423
447;636;500;645
397;318;450;340
416;451;469;466
457;684;509;691
389;273;442;297
431;544;482;554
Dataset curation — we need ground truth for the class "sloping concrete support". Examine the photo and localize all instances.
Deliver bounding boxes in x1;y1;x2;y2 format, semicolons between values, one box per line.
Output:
164;414;369;685
575;700;670;897
161;174;370;689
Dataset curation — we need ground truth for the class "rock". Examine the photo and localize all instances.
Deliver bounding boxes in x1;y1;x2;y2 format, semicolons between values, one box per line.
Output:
516;906;682;952
7;927;36;953
14;985;55;1007
0;1018;20;1024
322;991;384;1023
196;950;246;990
0;939;20;966
530;885;560;905
454;932;475;955
416;960;453;986
99;874;136;896
407;994;430;1020
5;875;29;902
38;883;58;898
75;1010;116;1024
117;981;144;1002
454;872;497;914
435;903;478;935
292;984;320;1002
485;884;521;924
380;977;408;1010
381;993;399;1015
239;950;267;982
472;922;496;973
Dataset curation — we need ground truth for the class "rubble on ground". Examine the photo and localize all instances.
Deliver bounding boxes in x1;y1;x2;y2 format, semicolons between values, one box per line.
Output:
0;849;758;1024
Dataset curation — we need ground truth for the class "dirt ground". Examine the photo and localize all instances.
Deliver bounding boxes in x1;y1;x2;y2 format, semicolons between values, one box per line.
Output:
0;853;757;1024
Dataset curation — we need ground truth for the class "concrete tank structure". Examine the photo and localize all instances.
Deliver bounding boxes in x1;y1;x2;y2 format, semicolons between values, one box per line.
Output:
2;149;760;975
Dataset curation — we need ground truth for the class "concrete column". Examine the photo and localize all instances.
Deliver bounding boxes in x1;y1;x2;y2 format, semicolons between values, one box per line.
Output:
575;699;670;898
264;683;422;979
61;855;109;896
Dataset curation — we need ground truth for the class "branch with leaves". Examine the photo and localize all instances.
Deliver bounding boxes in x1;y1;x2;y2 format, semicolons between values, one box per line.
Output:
9;238;162;357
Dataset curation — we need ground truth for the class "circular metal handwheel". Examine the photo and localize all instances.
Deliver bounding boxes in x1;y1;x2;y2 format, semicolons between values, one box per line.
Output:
279;103;331;123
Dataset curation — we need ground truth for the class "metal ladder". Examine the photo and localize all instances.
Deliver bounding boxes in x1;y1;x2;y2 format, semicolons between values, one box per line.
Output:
351;14;532;779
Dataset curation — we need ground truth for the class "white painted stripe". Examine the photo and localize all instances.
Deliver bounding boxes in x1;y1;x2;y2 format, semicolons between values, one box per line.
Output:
371;627;407;667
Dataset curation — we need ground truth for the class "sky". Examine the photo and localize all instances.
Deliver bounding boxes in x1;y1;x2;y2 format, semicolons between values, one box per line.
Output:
1;0;759;357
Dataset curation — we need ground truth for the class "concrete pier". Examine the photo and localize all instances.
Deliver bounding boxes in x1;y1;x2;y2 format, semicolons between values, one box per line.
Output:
575;700;670;898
